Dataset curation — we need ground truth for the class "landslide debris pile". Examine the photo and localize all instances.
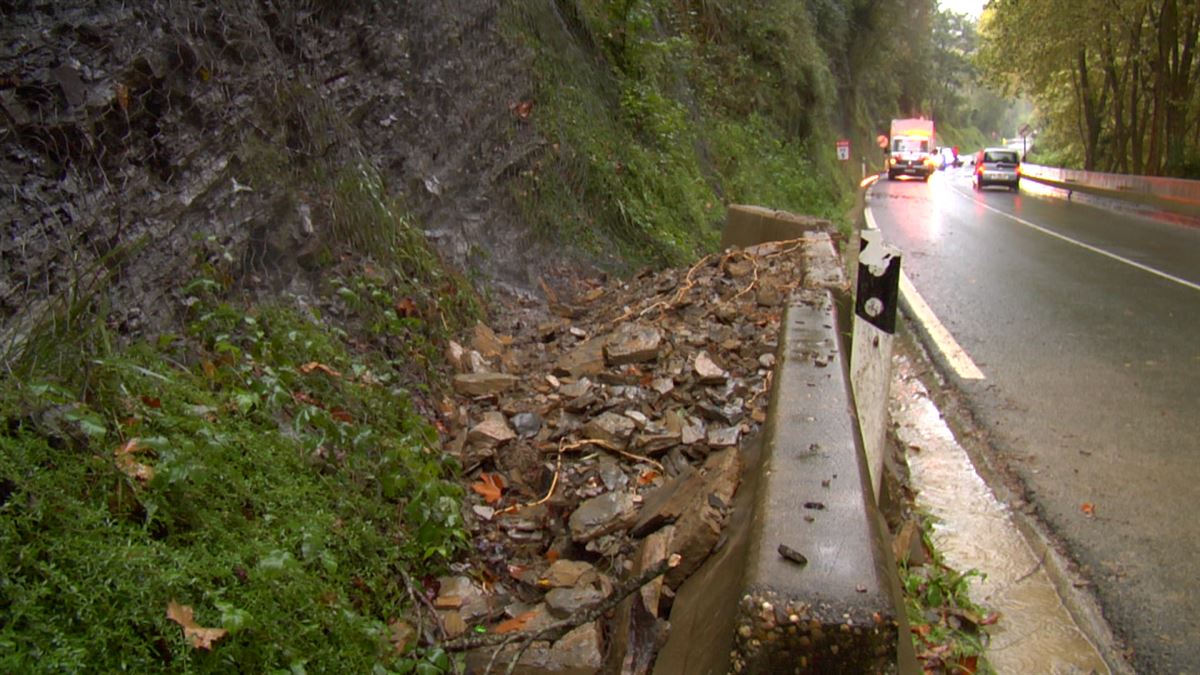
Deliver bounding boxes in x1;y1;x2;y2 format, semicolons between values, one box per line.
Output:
429;240;810;671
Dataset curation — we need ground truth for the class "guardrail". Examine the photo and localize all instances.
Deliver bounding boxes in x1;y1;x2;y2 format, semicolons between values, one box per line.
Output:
1020;163;1200;220
656;206;916;674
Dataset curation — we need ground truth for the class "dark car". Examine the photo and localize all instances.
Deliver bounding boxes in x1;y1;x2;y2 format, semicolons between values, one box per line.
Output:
973;148;1021;191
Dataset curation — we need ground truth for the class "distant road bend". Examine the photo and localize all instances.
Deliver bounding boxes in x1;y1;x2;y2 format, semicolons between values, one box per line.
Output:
868;169;1200;673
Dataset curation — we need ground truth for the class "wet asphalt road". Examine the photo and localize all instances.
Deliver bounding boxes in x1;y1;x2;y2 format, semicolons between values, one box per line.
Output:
867;169;1200;673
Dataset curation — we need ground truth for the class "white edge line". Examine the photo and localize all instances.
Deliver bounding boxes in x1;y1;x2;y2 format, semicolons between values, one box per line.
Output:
864;206;986;381
953;187;1200;293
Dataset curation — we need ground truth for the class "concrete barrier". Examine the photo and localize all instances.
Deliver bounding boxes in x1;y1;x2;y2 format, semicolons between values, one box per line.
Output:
656;218;913;673
720;205;833;249
1020;163;1200;220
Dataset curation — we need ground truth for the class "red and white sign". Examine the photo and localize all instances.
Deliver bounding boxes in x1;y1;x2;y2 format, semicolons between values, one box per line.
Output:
836;139;850;161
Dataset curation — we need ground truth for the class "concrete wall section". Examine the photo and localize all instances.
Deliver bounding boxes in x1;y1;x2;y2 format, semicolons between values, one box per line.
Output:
657;282;910;673
733;288;901;673
1021;163;1200;219
721;205;833;249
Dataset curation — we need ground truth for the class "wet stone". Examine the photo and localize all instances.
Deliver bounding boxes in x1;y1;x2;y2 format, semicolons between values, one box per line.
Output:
545;586;608;619
510;411;543;438
470;322;506;358
697;401;743;426
694;350;729;385
597;456;630;491
468;411;516;446
569;491;639;542
756;279;785;307
582;411;637;447
452;372;517;396
541;559;596;588
604;324;663;365
707;425;741;448
555;338;607;377
558;377;593;399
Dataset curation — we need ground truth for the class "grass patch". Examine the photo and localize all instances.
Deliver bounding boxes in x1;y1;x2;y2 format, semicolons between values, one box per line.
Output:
0;292;466;673
0;146;479;672
899;515;996;674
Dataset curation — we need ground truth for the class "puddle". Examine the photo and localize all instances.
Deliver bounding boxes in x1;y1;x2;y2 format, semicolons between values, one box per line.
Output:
890;357;1109;675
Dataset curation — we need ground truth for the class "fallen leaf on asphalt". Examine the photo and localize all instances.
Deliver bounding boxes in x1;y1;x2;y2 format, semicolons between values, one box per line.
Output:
1081;502;1095;516
471;472;506;504
166;601;228;650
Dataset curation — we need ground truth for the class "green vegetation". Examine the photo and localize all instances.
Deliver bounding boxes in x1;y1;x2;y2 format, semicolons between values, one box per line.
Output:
0;163;478;672
504;1;884;268
899;516;996;674
980;0;1200;177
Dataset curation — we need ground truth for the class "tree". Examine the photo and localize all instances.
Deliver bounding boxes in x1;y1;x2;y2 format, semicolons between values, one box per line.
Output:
980;0;1200;176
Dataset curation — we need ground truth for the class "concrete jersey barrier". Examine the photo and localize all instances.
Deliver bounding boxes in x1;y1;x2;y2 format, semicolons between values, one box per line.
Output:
1020;163;1200;219
655;211;913;673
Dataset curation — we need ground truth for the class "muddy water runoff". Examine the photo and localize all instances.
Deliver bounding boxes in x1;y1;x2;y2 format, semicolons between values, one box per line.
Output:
890;357;1109;674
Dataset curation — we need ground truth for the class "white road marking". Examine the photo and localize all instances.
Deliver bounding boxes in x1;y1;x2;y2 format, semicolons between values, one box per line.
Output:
864;206;986;380
898;272;986;380
952;186;1200;293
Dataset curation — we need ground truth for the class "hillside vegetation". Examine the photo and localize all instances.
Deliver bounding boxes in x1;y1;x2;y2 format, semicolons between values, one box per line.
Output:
0;1;994;671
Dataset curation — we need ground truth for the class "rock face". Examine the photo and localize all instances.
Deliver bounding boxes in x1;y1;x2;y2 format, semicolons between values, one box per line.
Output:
441;240;814;671
1;1;570;346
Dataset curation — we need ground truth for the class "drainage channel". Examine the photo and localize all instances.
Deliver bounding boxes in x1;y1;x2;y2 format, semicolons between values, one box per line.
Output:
889;356;1110;674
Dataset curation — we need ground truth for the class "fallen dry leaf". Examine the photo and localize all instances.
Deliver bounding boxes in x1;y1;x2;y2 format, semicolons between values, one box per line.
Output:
299;362;342;378
114;438;154;483
638;470;660;485
1081;502;1096;516
510;100;534;120
471;472;506;504
493;609;536;634
395;297;419;318
166;600;228;650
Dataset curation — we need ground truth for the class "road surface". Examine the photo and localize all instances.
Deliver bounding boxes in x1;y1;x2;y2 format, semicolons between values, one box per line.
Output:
867;168;1200;673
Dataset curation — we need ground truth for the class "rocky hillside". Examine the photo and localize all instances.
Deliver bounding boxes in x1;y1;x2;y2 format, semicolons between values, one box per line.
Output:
2;0;571;354
433;238;808;671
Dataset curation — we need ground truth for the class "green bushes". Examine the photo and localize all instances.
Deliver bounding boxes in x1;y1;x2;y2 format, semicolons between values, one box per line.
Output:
506;0;853;270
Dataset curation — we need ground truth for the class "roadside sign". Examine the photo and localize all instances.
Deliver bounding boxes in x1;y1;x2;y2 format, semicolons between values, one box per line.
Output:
836;139;850;161
1019;123;1032;137
876;134;889;149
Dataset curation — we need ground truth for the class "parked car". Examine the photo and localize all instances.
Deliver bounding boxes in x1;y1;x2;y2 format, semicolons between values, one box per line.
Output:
973;147;1021;191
